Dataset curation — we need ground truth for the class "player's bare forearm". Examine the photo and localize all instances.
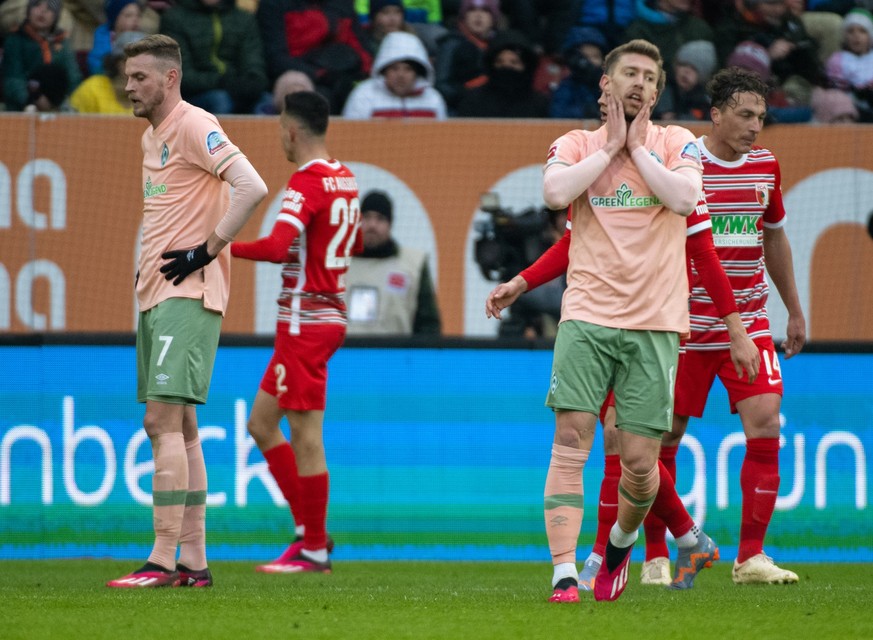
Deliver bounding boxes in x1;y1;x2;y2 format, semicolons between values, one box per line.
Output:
724;312;759;382
764;227;806;358
485;276;527;320
782;313;807;359
205;232;228;258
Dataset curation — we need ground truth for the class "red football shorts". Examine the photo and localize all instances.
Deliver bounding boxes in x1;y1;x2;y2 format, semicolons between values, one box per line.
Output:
599;389;616;425
674;337;784;418
260;323;346;411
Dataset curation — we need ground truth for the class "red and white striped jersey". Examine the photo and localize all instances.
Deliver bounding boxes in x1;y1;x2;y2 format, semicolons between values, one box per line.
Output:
274;160;361;333
687;139;787;350
230;159;363;335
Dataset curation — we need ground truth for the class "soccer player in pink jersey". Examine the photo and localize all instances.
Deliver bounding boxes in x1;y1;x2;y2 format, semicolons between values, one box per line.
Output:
108;35;268;588
487;193;761;595
230;91;362;574
489;38;705;603
639;67;806;585
578;94;758;591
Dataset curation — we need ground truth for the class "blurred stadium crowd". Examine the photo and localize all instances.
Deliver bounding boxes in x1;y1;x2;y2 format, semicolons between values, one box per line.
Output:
1;0;872;122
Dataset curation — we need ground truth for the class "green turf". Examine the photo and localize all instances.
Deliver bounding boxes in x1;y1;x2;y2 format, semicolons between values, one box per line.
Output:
2;561;870;640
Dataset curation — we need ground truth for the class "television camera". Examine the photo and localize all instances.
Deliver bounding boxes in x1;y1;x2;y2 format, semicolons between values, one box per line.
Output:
473;192;565;282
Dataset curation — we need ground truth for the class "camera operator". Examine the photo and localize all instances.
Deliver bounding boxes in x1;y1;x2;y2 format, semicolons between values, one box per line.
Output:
346;191;442;336
474;193;568;339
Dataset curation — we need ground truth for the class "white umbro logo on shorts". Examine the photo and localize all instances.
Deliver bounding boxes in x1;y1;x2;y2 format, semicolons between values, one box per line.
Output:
155;373;170;385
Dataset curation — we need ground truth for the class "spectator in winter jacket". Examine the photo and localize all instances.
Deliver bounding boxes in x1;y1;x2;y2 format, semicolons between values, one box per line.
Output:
343;30;446;118
362;0;415;55
361;0;446;57
654;38;716;121
810;86;859;122
257;0;372;113
72;29;145;112
825;8;873;121
623;0;714;73
1;0;81;110
434;0;502;112
160;0;268;114
726;38;812;121
549;25;607;119
714;0;826;105
574;0;637;47
499;0;580;56
456;29;550;118
87;0;142;75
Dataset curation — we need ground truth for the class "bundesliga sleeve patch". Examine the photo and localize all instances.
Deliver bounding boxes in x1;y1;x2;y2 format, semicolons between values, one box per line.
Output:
546;144;559;165
206;130;229;156
680;141;702;164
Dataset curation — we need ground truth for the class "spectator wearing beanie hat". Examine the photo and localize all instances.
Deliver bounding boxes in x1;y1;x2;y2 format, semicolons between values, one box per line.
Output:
727;40;772;82
714;0;825;104
1;0;82;110
0;0;111;57
728;39;814;122
675;39;717;85
825;8;873;121
549;25;607;119
361;191;393;224
345;190;442;336
355;0;443;26
459;0;500;25
72;29;145;113
810;86;858;123
434;0;503;112
87;0;142;74
360;0;447;57
655;39;717;121
361;0;416;56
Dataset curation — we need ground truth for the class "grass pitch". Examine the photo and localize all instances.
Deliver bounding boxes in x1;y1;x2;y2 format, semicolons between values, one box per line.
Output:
2;560;870;640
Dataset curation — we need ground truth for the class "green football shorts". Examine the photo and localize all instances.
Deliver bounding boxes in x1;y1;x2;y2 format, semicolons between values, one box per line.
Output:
545;320;680;439
137;297;222;404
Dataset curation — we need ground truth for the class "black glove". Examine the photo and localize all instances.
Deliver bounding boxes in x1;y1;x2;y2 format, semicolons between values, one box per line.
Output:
160;242;215;285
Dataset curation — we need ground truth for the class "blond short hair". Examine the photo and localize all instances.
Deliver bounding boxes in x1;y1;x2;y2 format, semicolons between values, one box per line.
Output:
124;33;182;71
603;39;666;94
